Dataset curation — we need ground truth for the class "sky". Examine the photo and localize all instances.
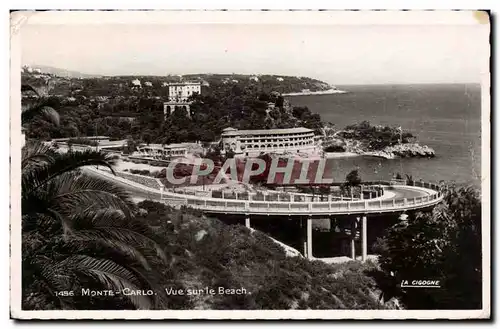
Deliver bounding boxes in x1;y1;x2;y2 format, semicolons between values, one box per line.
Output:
17;12;489;85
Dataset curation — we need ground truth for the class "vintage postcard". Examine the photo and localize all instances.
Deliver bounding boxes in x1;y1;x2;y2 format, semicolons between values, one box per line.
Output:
10;10;490;319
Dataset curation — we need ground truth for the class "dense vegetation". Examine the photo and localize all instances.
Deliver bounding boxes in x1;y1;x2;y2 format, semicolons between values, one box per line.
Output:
371;186;482;309
22;143;171;310
22;72;325;144
126;201;394;310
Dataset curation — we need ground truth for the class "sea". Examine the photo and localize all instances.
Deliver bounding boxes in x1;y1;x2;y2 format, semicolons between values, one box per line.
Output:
286;84;483;187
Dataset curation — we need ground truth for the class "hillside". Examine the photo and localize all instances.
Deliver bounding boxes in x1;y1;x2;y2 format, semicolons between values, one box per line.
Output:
22;67;334;94
183;74;334;94
22;69;325;144
134;201;398;310
29;65;102;79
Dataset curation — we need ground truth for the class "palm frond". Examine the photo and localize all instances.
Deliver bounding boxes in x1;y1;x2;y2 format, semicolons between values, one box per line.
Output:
60;255;154;310
68;208;168;264
21;84;40;96
23;149;117;196
22;141;58;170
23;173;135;236
22;105;60;127
52;172;134;213
65;231;152;271
27;256;74;309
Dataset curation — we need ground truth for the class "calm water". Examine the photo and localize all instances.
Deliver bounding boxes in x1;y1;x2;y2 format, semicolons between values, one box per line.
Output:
287;84;482;186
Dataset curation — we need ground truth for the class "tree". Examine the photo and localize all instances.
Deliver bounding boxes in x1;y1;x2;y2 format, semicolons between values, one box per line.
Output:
123;139;139;155
22;142;168;310
345;169;362;186
371;186;482;309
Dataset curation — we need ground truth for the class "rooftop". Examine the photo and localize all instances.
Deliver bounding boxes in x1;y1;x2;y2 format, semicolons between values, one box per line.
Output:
167;82;201;86
221;127;314;137
51;136;110;141
139;143;190;149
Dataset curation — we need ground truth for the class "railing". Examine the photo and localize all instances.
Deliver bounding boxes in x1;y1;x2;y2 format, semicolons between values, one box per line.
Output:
207;191;358;202
89;162;444;215
164;180;444;215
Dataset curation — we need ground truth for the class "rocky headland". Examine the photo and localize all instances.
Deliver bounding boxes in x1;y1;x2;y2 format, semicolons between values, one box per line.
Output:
321;121;436;159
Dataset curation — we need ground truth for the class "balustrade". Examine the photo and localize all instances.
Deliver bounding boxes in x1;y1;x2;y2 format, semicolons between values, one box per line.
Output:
163;179;442;214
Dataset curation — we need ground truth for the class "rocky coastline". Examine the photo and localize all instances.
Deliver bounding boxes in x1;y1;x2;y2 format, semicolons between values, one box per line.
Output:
383;143;435;158
320;121;436;160
322;138;435;160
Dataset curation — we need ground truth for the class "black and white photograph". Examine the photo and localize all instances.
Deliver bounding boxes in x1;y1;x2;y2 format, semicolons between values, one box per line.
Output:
10;10;490;319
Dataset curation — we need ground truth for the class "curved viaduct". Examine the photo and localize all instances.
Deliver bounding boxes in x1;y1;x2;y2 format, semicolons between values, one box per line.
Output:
87;167;444;261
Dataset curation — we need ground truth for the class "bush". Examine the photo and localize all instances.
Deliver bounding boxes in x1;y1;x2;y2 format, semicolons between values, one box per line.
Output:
131;200;392;310
372;186;482;309
130;169;151;176
324;144;346;152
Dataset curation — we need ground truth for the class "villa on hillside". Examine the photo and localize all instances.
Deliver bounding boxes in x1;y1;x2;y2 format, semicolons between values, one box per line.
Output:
163;81;202;119
220;127;317;156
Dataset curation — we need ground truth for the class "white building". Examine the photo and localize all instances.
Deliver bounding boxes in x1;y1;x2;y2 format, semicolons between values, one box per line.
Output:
163;82;202;118
131;79;141;87
133;143;188;159
167;82;201;102
144;81;153;87
220;127;317;156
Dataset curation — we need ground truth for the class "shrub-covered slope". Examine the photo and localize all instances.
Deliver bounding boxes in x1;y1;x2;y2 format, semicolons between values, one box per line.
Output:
138;201;396;310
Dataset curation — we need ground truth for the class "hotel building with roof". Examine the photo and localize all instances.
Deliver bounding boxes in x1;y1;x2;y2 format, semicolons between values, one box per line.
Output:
220;127;317;156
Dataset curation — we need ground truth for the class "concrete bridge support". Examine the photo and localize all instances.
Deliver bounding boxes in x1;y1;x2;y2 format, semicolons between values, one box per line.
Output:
307;216;313;259
349;215;369;261
245;216;251;229
348;215;368;261
361;215;367;261
300;216;313;259
351;218;357;259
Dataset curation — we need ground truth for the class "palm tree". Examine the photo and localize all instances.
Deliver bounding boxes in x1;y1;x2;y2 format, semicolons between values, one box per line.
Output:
21;84;60;147
21;84;60;127
22;142;168;310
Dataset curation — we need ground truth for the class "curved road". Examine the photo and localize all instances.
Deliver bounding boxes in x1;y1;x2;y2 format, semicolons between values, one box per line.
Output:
86;166;443;216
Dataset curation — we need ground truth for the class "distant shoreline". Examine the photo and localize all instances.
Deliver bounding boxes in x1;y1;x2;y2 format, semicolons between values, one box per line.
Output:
283;89;348;96
323;151;395;160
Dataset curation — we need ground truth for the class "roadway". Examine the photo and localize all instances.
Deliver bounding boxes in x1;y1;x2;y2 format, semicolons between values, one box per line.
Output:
86;166;443;216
